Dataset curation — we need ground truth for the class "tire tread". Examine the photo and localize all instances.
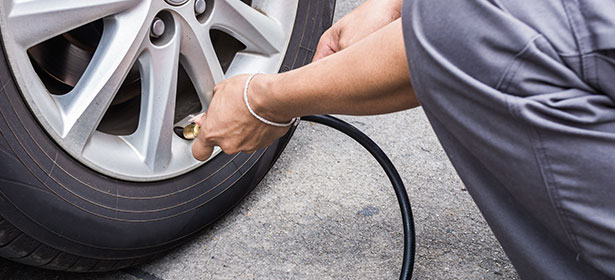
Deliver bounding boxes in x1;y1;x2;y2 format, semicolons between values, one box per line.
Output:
0;217;118;272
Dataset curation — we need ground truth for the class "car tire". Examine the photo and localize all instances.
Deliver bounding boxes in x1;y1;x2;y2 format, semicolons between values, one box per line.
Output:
0;0;334;272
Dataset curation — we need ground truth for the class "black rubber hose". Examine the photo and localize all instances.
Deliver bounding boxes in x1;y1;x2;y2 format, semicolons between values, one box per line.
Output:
300;115;415;280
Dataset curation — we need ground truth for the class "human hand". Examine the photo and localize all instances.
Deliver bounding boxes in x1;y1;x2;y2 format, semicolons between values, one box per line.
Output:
191;74;291;161
313;0;402;61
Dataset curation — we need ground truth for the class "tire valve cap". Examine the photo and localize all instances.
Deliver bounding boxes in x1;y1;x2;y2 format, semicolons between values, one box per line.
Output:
183;123;200;140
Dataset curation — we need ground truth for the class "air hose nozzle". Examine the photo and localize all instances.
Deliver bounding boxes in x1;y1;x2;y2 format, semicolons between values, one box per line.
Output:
183;123;200;140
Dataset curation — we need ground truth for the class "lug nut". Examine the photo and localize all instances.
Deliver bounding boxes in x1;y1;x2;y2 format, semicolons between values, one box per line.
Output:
195;0;206;15
151;17;166;38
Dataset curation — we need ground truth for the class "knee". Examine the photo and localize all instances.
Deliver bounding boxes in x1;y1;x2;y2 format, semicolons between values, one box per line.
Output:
403;0;540;91
403;0;468;47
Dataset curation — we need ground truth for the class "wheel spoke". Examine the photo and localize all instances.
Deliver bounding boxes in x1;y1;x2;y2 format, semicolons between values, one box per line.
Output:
124;32;182;172
54;12;150;154
179;20;224;109
211;0;285;56
6;0;140;48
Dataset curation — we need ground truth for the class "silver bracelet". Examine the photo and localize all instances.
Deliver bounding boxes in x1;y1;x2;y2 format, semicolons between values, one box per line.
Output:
243;73;299;127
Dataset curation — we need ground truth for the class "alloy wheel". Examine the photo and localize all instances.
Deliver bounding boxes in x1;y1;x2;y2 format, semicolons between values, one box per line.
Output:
0;0;298;181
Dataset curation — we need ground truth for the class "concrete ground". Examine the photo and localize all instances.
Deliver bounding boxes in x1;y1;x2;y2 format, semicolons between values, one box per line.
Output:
0;1;519;279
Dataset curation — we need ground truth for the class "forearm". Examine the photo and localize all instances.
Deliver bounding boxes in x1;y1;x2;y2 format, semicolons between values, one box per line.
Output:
254;19;417;121
191;14;415;160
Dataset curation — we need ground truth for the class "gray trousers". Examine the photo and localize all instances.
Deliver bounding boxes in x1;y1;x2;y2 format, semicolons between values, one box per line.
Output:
401;0;615;278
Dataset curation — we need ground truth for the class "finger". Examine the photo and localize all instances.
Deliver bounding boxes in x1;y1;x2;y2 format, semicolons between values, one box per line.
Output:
312;32;336;62
192;137;215;161
312;45;336;62
244;147;259;154
190;112;206;125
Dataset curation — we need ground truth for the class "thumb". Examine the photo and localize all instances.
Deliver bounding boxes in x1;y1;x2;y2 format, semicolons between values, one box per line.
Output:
192;135;215;161
190;112;206;126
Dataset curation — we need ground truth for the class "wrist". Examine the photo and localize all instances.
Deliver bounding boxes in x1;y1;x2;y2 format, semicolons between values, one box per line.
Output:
249;74;296;123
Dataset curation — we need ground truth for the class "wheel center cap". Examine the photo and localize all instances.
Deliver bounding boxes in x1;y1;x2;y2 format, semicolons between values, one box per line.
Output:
165;0;189;6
